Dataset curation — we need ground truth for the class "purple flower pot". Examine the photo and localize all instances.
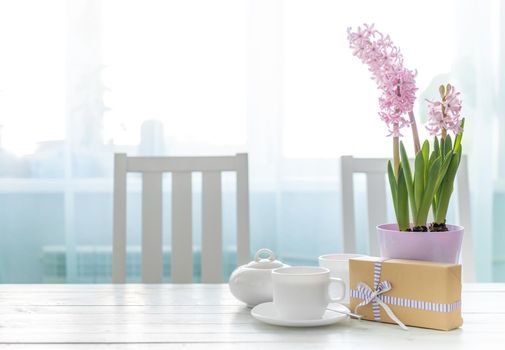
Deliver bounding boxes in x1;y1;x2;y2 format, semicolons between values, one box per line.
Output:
377;223;464;264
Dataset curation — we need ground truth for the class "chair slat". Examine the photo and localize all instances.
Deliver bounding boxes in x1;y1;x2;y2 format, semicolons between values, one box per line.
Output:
202;172;223;283
171;172;193;283
236;153;250;266
352;158;389;173
128;156;238;173
341;156;356;252
141;172;163;283
366;172;388;255
112;154;127;283
457;156;476;281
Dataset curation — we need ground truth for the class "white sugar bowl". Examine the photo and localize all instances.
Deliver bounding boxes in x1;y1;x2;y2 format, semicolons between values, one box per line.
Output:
229;248;289;307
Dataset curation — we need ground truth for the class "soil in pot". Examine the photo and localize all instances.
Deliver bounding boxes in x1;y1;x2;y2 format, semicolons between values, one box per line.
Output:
405;223;449;232
429;222;449;232
406;226;428;232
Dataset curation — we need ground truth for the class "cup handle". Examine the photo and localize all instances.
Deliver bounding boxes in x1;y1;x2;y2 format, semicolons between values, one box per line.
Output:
328;277;346;303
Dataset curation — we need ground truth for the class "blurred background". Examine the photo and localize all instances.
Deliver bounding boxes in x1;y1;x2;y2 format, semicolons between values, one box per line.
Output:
0;0;502;283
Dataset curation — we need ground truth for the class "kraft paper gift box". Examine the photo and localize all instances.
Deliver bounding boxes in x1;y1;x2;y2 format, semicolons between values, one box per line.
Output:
349;256;463;331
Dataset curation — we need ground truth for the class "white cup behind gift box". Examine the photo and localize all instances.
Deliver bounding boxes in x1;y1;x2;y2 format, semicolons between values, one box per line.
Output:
318;254;367;306
271;266;345;320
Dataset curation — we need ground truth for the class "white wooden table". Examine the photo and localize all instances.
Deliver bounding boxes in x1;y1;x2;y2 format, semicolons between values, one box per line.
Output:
0;284;503;349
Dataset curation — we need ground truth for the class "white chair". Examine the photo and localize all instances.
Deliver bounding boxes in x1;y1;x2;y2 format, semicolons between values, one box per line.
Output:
341;155;476;281
112;153;250;284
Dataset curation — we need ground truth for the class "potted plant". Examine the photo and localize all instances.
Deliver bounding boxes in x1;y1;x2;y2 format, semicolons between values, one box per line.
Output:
347;24;465;263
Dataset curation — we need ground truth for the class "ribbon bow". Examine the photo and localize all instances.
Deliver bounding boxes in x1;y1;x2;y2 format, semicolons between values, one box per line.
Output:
354;281;408;330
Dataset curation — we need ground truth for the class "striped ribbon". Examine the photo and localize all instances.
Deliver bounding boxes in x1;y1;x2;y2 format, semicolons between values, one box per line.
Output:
351;259;462;330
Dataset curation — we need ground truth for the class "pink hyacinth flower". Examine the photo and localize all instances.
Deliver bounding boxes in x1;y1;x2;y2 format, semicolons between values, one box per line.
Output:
426;85;463;136
347;24;417;137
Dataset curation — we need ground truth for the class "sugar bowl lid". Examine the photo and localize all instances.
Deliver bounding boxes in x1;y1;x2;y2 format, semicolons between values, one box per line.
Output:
245;248;285;269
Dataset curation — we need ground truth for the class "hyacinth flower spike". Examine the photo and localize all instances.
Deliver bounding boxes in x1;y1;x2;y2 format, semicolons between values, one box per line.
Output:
426;84;464;231
347;24;420;175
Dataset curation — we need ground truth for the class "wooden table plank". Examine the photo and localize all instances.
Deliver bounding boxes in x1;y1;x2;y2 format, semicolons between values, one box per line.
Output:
0;284;502;348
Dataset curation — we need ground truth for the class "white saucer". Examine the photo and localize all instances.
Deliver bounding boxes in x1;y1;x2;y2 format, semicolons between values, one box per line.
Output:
251;302;349;327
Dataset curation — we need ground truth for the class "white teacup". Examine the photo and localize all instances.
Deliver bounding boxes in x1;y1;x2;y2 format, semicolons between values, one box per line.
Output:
318;254;366;305
271;266;346;320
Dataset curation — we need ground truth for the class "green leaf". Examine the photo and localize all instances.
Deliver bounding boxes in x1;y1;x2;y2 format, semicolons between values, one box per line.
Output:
434;136;440;157
400;141;416;218
432;151;453;216
387;160;398;219
415;157;441;227
414;151;424;214
422;140;430;161
427;150;437;182
453;118;465;153
397;164;410;231
444;134;453;158
434;148;462;223
436;152;453;189
422;140;429;184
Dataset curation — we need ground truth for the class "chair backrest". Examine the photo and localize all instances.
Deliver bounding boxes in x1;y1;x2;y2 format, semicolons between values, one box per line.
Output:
112;153;250;284
341;155;476;282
